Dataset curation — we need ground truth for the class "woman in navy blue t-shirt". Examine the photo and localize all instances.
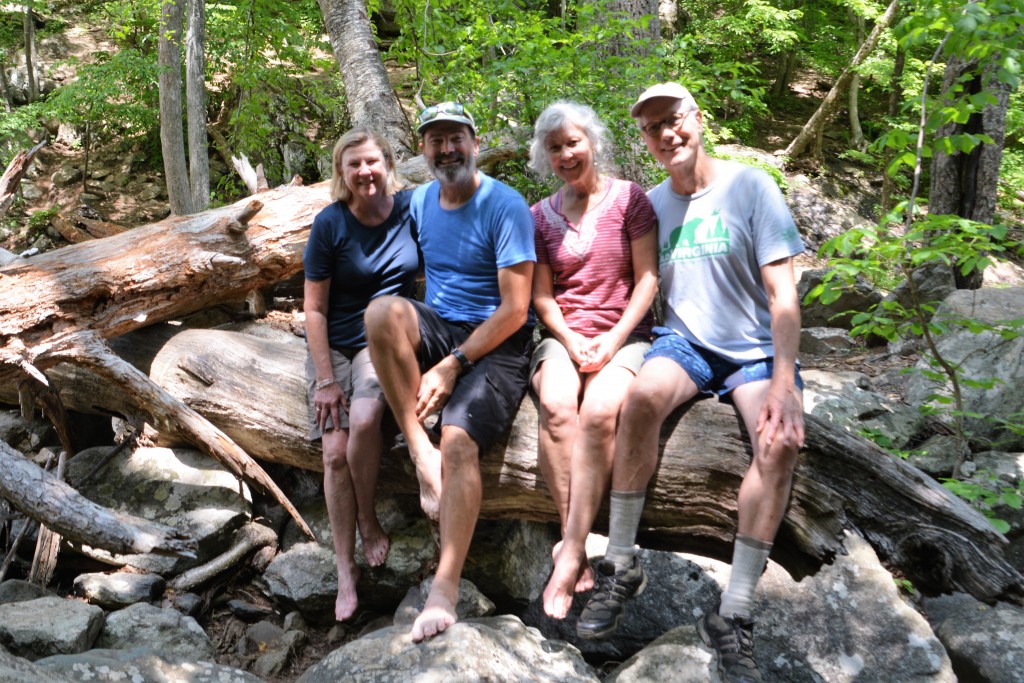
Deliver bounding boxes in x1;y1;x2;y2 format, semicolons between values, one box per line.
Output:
303;127;419;622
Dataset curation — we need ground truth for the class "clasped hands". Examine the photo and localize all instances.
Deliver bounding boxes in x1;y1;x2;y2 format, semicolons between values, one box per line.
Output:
565;331;620;374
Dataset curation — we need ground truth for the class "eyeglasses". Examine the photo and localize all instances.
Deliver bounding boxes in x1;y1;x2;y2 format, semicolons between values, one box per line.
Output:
640;108;694;138
419;102;474;126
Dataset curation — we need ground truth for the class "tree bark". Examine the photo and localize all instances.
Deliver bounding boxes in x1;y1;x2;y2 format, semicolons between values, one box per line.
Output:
186;0;210;212
23;325;1024;606
159;0;195;215
784;0;899;160
0;54;12;111
0;192;318;537
0;439;197;559
928;56;1011;289
22;1;36;103
881;46;906;214
0;139;45;221
317;0;415;159
847;10;866;151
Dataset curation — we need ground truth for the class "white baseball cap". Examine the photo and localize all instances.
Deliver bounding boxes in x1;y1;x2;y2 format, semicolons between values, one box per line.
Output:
630;83;698;117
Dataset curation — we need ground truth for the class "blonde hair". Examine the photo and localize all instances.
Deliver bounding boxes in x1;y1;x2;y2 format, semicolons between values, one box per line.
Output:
329;127;404;203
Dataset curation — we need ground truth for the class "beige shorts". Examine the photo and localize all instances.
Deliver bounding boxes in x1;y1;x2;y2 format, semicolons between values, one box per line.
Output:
305;346;384;440
529;334;650;379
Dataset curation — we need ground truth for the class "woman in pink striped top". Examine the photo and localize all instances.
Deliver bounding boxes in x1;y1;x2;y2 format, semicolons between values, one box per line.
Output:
527;101;659;620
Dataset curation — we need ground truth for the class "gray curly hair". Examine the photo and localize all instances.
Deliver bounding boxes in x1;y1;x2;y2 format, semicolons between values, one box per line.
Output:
528;101;611;178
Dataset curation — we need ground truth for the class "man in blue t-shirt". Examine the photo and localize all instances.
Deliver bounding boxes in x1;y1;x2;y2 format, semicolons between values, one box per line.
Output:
577;83;805;683
365;102;535;643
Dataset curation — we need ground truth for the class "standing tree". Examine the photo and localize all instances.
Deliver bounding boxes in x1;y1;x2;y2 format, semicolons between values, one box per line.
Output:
158;0;194;215
927;27;1017;288
186;0;209;211
785;0;900;159
22;0;37;103
317;0;414;158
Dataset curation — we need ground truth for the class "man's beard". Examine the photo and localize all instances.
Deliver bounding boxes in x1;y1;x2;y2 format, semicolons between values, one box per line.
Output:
428;152;476;185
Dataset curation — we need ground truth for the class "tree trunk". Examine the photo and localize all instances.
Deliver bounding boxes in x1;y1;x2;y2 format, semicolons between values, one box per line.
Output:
770;51;797;99
848;11;866;151
0;189;320;537
0;139;45;221
0;55;12;112
19;325;1024;606
881;46;906;214
186;0;210;212
928;56;1011;289
784;0;899;160
22;1;37;103
317;0;415;159
159;0;195;215
0;439;197;559
609;0;660;50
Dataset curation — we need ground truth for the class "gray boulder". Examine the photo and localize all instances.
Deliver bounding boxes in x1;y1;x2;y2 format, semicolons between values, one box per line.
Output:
36;648;268;682
73;571;165;609
603;623;719;682
462;519;557;603
50;164;82;187
906;288;1024;451
67;446;252;575
96;603;215;661
0;643;77;683
803;369;925;450
798;268;884;330
522;547;721;661
269;497;437;620
0;579;51;604
753;533;952;682
394;576;495;627
888;261;957;312
923;592;1024;683
296;615;598;683
608;537;952;682
800;326;856;355
0;409;53;453
0;596;103;660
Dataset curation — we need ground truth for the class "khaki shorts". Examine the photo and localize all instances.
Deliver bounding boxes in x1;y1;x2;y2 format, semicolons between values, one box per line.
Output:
305;346;384;440
530;334;650;379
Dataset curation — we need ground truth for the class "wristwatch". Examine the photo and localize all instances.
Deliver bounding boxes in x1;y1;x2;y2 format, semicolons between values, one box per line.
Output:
450;347;474;372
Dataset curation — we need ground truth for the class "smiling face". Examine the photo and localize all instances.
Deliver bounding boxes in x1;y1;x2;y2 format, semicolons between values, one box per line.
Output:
635;97;703;173
421;121;479;186
545;123;597;187
340;140;388;201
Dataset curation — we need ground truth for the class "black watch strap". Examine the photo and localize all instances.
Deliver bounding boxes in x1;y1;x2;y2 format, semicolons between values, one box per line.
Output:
451;347;474;372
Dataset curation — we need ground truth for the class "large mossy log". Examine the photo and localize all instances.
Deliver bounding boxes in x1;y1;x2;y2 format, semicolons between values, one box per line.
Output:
15;325;1024;606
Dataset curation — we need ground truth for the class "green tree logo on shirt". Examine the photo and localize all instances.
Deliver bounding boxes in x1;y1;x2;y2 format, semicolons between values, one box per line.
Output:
660;210;731;262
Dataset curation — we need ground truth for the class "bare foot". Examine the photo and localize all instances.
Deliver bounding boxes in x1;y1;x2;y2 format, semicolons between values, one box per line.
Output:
411;579;458;642
335;561;360;621
410;446;443;521
358;519;390;567
552;540;594;593
543;549;584;619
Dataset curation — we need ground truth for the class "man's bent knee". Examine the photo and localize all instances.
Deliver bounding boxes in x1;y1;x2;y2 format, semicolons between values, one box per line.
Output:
440;427;480;467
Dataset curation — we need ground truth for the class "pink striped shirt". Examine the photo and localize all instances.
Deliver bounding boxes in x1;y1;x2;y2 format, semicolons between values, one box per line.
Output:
533;178;656;338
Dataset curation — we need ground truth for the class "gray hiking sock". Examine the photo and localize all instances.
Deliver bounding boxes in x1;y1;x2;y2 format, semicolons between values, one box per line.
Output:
603;489;646;569
719;534;772;619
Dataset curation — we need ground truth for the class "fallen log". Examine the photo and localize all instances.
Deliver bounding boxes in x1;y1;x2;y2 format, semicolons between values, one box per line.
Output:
19;325;1024;606
0;438;197;559
0;188;317;537
0;140;45;221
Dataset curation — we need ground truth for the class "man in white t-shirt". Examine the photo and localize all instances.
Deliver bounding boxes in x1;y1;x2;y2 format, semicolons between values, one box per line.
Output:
576;83;805;683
